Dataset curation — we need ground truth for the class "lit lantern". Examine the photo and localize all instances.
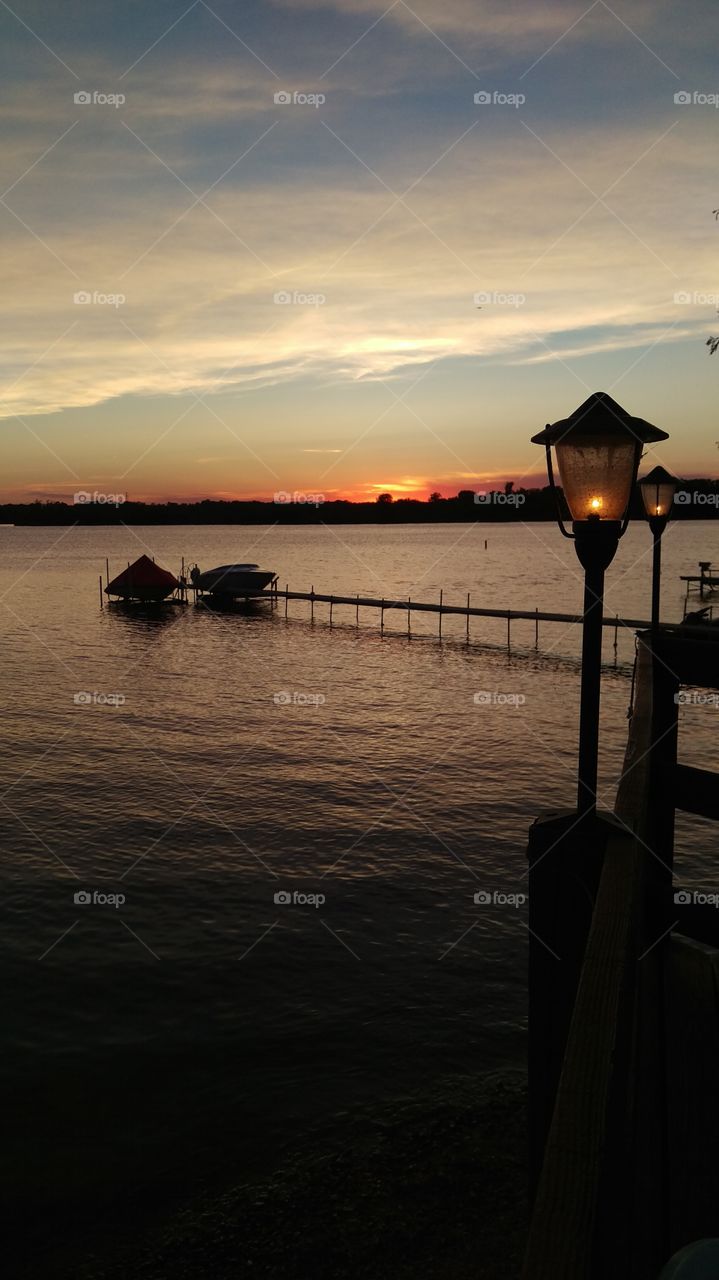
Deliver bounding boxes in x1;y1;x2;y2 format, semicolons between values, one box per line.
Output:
532;392;668;529
532;393;669;818
638;464;678;525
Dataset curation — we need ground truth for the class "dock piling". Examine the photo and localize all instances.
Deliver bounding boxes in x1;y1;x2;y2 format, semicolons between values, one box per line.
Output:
535;608;539;650
466;593;470;643
408;598;411;638
439;589;443;641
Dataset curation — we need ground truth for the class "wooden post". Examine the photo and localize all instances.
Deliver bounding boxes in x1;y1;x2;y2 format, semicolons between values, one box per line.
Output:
535;608;539;650
466;593;470;643
507;612;511;653
527;810;613;1199
99;575;103;608
311;585;314;622
381;599;384;635
329;599;333;626
285;584;288;618
439;589;443;641
407;598;411;638
356;595;359;627
614;615;619;666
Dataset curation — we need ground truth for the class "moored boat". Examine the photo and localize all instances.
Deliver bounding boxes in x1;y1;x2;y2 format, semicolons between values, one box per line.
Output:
191;563;277;598
105;555;180;603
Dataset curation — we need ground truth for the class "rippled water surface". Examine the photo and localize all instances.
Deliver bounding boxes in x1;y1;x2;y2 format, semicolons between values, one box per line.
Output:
2;520;717;1267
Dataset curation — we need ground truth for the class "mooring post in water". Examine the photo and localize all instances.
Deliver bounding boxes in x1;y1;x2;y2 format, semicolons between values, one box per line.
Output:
613;614;619;666
507;612;511;653
407;598;411;638
311;586;314;622
356;594;359;627
99;575;103;608
535;608;539;650
466;593;470;643
381;599;385;635
329;598;333;626
285;583;288;618
439;589;443;641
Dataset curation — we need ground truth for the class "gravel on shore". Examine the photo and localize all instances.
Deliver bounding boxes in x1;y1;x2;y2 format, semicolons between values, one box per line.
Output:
80;1070;527;1280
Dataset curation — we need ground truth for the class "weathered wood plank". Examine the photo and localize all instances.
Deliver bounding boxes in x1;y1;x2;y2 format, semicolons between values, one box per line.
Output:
665;934;719;1255
672;764;719;821
522;829;645;1279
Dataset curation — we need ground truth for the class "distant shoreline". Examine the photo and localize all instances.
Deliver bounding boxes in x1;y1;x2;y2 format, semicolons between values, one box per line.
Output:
2;484;718;526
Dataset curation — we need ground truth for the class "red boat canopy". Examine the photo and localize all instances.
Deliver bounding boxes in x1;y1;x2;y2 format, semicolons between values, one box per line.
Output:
106;554;179;596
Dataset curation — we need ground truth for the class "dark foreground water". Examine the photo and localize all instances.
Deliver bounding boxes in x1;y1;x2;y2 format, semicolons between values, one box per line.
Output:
1;522;717;1274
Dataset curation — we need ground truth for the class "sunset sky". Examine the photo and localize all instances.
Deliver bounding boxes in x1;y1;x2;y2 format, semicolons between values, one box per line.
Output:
1;0;717;502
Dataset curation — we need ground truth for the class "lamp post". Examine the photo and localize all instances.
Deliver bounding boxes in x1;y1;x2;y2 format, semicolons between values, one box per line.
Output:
638;465;678;629
532;392;668;818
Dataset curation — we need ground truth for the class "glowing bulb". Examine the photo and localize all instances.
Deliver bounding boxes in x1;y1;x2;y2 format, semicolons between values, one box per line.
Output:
589;496;603;512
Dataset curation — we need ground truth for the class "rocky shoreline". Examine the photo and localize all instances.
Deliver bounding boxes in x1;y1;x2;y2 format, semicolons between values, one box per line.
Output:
78;1071;527;1280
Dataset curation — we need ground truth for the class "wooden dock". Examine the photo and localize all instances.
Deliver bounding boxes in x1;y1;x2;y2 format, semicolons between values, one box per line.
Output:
267;585;651;657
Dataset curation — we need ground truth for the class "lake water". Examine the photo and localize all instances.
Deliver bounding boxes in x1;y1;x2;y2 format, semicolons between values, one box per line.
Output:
1;520;717;1274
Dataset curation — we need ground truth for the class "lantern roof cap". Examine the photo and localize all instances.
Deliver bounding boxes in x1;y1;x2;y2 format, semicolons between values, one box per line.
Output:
638;464;677;485
531;392;669;447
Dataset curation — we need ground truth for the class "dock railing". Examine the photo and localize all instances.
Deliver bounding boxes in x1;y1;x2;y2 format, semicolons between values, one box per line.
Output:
523;624;719;1278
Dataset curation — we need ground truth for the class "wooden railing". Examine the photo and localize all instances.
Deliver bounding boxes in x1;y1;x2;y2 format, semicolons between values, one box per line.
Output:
523;626;719;1278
